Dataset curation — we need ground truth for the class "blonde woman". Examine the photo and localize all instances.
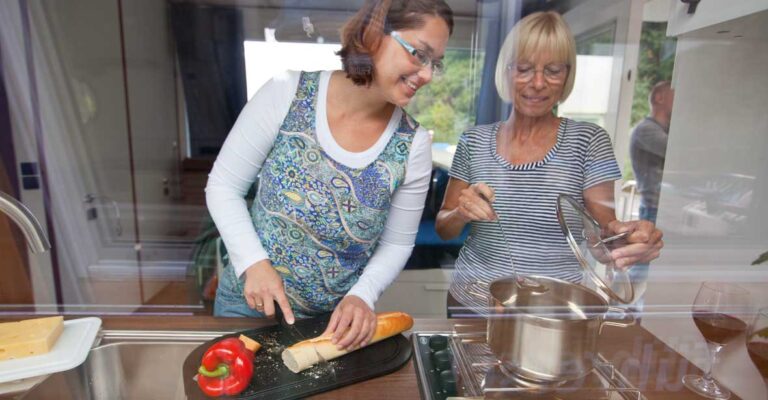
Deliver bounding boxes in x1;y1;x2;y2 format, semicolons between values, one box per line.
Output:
436;11;663;314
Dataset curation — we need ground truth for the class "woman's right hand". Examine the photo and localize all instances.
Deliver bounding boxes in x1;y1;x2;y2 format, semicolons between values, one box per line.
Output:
456;182;497;222
243;260;296;324
436;179;497;240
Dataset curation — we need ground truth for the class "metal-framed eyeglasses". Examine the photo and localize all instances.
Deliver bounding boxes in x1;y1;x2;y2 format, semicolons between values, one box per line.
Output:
390;31;445;76
507;62;570;84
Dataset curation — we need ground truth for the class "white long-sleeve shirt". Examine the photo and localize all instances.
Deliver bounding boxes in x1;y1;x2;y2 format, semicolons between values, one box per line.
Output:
205;70;432;309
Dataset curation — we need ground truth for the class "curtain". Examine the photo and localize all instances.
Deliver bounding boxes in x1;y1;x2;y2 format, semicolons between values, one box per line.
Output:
170;3;247;158
0;49;19;198
474;0;521;125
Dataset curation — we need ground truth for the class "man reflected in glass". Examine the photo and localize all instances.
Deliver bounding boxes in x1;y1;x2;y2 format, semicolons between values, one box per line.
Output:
630;81;675;224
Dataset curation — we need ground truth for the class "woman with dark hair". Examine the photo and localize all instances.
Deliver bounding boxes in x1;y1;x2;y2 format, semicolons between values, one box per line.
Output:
206;0;453;350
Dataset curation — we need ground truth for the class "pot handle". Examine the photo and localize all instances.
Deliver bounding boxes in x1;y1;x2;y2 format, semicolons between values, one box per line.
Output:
599;306;637;334
462;281;489;301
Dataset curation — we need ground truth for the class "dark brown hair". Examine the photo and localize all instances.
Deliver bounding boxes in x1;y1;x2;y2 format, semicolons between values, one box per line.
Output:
337;0;454;86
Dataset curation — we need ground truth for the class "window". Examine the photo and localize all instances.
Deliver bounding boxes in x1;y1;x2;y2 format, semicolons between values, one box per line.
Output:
244;38;342;98
406;49;485;146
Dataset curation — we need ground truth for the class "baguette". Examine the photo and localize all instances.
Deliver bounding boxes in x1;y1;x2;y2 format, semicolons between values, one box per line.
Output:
281;311;414;373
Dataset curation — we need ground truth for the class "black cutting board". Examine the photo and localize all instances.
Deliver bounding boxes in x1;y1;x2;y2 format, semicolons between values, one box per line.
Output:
183;314;412;400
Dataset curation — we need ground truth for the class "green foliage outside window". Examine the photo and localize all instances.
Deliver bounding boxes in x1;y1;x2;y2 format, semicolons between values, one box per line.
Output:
624;22;677;181
407;50;484;144
631;22;677;127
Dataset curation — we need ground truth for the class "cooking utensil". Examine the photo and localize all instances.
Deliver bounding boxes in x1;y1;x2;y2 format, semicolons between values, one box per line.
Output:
484;275;635;382
473;190;548;295
590;230;630;248
557;194;634;304
491;215;549;294
464;194;637;382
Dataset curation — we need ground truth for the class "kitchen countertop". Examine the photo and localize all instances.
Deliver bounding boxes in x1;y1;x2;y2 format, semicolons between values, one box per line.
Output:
91;316;738;399
0;315;741;399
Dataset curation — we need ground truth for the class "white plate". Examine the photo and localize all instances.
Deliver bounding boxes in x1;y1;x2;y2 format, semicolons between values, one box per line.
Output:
0;374;48;396
0;317;102;384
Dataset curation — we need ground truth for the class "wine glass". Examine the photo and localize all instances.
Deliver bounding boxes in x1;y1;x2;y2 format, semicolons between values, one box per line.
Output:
683;281;752;399
747;307;768;389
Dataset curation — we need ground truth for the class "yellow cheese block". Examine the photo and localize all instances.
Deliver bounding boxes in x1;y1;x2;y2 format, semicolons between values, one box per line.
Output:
0;316;64;361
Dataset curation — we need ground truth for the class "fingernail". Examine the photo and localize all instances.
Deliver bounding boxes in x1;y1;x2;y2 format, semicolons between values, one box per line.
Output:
288;318;295;324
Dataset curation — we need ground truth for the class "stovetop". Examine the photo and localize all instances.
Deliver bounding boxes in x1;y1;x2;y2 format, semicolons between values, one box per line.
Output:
412;326;645;400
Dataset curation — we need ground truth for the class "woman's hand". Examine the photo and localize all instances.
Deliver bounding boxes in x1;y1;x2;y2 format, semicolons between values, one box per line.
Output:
243;260;295;324
607;220;664;269
322;295;377;351
456;183;497;222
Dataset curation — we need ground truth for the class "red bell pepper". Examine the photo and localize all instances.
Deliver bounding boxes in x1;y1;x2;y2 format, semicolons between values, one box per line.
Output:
197;335;261;397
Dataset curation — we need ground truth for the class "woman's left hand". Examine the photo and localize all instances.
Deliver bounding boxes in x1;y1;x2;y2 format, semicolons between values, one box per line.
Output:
322;295;377;351
606;220;664;269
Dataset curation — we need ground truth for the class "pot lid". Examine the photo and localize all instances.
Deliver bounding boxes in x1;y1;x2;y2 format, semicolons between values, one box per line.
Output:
555;194;634;304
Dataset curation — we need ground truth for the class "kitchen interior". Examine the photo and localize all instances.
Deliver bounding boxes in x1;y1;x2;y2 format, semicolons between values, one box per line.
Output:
1;0;767;399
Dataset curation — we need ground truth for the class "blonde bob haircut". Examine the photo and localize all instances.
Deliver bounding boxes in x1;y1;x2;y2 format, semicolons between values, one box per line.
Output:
494;11;577;104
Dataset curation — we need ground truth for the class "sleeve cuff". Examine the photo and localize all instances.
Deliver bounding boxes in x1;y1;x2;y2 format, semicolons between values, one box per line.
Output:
232;249;270;278
346;283;377;310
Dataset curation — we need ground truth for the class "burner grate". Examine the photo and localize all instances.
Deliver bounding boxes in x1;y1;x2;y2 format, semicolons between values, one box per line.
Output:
449;328;645;399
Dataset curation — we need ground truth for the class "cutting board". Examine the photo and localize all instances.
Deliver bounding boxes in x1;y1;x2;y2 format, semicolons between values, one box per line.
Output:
183;313;412;399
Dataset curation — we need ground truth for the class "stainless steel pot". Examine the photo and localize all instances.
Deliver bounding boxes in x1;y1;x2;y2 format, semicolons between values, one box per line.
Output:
479;275;634;383
461;194;638;382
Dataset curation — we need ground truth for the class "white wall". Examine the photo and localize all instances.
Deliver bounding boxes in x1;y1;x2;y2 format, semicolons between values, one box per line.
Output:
643;8;768;400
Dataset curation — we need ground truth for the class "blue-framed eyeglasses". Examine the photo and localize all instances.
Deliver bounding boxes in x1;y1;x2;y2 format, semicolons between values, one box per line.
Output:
390;31;444;76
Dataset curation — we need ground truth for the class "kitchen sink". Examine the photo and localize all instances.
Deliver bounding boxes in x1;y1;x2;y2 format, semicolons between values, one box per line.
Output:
18;330;226;400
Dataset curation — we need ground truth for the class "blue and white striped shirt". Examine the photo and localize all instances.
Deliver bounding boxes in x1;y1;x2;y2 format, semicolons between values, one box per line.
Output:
448;118;622;311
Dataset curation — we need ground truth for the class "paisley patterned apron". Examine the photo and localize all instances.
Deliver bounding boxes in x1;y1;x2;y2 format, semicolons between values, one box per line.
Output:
252;71;418;317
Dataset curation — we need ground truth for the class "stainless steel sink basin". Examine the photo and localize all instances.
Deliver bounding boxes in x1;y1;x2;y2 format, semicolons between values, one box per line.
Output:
19;330;227;400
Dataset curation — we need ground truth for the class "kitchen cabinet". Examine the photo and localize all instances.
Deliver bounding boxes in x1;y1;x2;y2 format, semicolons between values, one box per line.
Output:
376;269;453;318
667;0;768;37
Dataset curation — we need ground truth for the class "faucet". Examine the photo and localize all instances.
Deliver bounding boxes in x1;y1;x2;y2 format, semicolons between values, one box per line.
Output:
0;190;51;253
